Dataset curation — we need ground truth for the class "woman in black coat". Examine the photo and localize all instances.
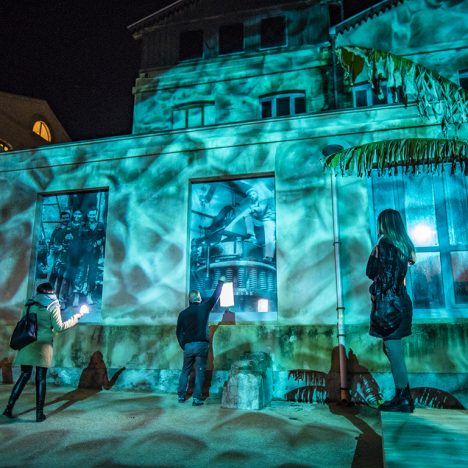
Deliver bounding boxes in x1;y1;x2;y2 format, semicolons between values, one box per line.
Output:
366;209;416;413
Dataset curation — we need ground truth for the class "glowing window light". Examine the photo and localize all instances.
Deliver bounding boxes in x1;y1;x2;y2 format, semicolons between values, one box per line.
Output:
258;299;269;312
32;120;52;142
0;140;12;152
410;223;436;246
220;282;234;307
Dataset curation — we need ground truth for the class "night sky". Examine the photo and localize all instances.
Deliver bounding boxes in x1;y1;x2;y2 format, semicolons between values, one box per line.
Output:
0;0;380;141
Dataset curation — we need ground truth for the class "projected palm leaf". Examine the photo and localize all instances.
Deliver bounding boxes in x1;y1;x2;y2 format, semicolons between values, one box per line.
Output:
336;46;468;135
323;138;468;176
286;370;465;409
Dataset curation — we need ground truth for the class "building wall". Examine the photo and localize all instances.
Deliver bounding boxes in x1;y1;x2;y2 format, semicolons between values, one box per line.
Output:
1;105;466;405
0;0;466;406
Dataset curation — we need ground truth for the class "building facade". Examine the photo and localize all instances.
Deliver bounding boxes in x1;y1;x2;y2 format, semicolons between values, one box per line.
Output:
0;0;467;406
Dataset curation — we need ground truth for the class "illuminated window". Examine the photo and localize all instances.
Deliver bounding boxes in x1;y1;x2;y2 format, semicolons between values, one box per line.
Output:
370;167;468;317
260;92;306;118
260;16;286;49
179;30;204;61
32;121;52;142
0;140;12;152
172;102;215;129
219;23;244;55
459;70;468;90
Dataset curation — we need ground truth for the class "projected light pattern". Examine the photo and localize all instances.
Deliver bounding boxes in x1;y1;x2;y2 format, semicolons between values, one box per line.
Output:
0;0;467;396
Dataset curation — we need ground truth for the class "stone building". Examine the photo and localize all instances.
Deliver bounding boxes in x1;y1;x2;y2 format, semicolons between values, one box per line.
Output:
0;90;70;152
0;0;466;406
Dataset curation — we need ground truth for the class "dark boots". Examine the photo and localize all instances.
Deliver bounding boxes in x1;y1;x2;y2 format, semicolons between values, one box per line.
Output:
2;370;32;418
379;385;414;413
35;367;47;422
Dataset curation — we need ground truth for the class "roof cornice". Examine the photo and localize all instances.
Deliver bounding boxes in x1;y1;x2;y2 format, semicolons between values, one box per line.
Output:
128;0;199;35
331;0;405;36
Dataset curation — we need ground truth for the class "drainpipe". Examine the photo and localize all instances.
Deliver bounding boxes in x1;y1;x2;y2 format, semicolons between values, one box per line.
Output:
323;145;349;403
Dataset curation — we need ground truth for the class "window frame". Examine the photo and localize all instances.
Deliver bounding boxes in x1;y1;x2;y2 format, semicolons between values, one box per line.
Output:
260;91;306;119
352;82;393;108
219;22;244;55
260;15;287;50
32;120;52;142
178;29;204;61
172;101;216;129
368;167;468;318
0;140;12;152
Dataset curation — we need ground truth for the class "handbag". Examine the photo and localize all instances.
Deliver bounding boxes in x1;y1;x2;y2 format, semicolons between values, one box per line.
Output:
9;300;38;350
370;293;402;337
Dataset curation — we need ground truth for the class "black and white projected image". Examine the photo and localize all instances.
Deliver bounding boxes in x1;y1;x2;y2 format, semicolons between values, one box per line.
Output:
36;190;108;323
190;177;277;322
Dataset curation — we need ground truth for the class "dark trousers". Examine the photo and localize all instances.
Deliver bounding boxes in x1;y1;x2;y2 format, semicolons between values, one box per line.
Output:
177;341;209;400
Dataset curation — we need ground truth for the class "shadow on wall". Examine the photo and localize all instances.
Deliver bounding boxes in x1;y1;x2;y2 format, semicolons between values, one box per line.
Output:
285;346;465;410
0;357;13;384
41;351;125;417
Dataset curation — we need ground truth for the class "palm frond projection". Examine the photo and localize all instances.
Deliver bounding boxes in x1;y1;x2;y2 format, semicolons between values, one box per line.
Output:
323;138;468;176
336;46;468;135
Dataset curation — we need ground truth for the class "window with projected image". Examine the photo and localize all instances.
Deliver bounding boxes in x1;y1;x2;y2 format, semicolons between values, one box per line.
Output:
189;176;277;322
35;189;108;324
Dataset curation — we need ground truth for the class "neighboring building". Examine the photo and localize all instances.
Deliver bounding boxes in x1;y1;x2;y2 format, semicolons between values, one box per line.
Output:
0;91;70;152
0;0;466;407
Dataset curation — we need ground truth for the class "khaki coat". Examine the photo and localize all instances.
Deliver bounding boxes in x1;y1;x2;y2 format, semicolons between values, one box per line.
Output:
15;293;83;368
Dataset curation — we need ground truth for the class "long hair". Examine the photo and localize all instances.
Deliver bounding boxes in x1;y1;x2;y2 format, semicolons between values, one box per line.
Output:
377;209;416;264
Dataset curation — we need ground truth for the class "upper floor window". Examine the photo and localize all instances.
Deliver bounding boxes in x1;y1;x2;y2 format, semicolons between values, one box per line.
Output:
459;69;468;90
260;16;286;49
352;82;393;108
0;140;12;152
260;92;306;119
370;167;468;317
352;81;415;108
219;23;244;55
179;30;204;61
173;102;215;129
32;120;52;142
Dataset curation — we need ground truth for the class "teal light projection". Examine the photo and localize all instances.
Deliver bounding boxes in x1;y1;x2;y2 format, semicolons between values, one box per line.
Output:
36;190;109;324
190;177;277;322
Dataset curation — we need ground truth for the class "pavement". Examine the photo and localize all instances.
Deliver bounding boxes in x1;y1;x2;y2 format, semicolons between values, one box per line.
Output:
0;384;383;467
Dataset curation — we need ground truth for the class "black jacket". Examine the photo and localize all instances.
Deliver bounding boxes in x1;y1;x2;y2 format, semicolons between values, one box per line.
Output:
366;240;413;340
176;281;224;349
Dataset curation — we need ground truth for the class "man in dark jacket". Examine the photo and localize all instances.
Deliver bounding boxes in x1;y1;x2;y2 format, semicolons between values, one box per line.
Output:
176;276;225;406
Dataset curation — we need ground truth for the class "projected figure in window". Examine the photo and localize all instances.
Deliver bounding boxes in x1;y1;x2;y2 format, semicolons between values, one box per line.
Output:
244;187;276;263
190;177;277;322
36;190;108;324
74;208;106;307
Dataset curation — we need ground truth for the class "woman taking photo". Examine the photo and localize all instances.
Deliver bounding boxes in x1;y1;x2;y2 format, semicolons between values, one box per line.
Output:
3;282;88;422
366;209;416;413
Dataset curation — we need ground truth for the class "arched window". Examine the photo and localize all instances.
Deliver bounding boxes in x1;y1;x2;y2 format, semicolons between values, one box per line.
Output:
0;140;12;152
32;120;52;142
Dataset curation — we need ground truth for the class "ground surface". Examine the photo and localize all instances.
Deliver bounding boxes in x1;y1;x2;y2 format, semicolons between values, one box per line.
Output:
0;385;383;467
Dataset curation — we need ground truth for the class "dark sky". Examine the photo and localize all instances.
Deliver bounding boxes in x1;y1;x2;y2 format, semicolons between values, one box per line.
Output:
0;0;379;141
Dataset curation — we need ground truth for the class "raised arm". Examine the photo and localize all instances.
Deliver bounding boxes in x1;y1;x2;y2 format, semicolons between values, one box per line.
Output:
205;276;226;310
50;302;87;332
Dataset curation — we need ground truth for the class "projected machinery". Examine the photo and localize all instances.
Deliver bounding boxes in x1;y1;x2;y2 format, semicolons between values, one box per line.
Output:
190;177;277;321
